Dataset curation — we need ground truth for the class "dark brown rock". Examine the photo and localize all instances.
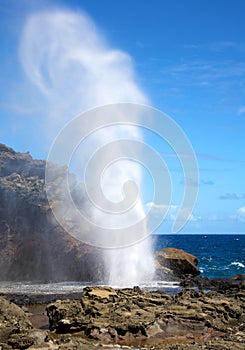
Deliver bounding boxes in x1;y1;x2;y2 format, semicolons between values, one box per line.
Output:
0;143;103;282
0;296;32;344
46;299;84;331
181;274;245;294
0;343;12;350
155;247;200;277
7;333;35;349
230;273;245;281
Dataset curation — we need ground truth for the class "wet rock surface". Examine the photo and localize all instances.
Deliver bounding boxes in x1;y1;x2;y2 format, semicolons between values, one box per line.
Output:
0;284;245;349
180;273;245;294
45;285;245;349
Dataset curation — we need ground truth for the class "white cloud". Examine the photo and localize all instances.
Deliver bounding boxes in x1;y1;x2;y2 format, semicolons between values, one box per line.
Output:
145;202;197;222
182;41;240;52
236;206;245;222
205;214;224;221
160;60;245;90
238;107;245;115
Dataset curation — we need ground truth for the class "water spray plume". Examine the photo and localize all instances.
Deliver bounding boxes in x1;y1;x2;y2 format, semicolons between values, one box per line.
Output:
20;9;199;287
45;103;199;286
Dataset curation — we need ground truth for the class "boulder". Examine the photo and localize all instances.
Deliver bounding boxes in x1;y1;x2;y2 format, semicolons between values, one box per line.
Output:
0;295;60;349
155;247;200;277
46;299;84;331
0;296;33;347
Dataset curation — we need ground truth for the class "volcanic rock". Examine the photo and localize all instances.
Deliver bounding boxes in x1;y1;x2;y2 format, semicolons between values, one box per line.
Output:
155;247;200;277
181;274;245;294
0;296;33;345
46;286;245;344
1;285;245;349
0;143;103;282
230;273;245;282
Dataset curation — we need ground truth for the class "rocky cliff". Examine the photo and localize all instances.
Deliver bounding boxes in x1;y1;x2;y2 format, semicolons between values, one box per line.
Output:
0;144;103;282
0;143;201;283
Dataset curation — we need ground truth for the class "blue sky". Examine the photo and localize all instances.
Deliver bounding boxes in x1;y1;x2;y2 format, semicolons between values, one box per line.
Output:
0;0;245;233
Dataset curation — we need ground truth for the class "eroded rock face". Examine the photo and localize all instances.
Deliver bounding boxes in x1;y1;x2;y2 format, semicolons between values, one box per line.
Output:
0;143;103;282
0;296;33;346
155;247;200;277
46;286;245;343
0;296;50;349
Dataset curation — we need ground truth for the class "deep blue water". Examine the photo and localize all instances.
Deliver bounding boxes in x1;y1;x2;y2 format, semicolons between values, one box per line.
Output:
153;234;245;279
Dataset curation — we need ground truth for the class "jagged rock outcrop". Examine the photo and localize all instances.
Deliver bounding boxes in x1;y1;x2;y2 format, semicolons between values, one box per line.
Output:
0;283;245;349
181;274;245;293
0;143;103;282
0;296;49;350
46;286;245;345
155;247;200;278
0;296;33;347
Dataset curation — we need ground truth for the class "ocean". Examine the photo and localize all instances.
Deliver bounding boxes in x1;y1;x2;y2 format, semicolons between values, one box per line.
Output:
0;234;244;296
154;233;245;279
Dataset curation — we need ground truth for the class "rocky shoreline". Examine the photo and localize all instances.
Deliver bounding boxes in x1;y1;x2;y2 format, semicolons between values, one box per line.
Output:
0;145;244;349
0;278;244;350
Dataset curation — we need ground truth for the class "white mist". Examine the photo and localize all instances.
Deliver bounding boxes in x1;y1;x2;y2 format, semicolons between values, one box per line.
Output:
106;239;155;287
20;9;155;287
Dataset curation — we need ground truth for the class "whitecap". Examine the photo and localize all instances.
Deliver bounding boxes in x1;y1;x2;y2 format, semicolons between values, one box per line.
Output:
230;262;245;268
